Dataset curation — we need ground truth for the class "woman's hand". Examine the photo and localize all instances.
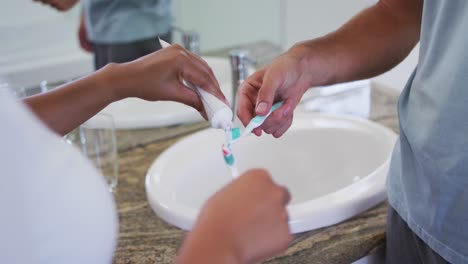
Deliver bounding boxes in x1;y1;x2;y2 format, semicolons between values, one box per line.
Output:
176;169;292;264
113;44;226;116
24;45;225;135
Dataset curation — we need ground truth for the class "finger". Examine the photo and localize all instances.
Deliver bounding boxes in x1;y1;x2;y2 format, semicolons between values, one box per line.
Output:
199;109;208;120
253;127;262;136
237;69;266;127
272;116;293;138
282;209;290;223
175;47;225;103
255;68;284;116
169;82;204;112
263;123;282;135
280;185;292;206
260;98;294;132
185;50;216;80
236;86;256;127
179;57;224;103
185;51;222;97
243;68;266;89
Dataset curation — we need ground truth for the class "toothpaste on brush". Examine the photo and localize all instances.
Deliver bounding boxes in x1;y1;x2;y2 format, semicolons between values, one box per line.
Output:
158;38;233;130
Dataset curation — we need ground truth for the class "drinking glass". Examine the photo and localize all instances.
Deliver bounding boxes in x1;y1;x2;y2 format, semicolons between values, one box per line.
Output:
0;81;26;98
79;113;119;192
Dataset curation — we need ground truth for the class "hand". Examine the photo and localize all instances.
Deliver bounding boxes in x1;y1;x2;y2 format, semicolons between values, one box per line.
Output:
177;169;291;264
237;49;313;138
113;44;226;118
78;13;92;53
33;0;78;11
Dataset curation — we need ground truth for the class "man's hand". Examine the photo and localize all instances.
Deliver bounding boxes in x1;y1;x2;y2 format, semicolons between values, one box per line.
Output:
237;0;422;139
177;169;291;264
237;49;314;138
33;0;78;11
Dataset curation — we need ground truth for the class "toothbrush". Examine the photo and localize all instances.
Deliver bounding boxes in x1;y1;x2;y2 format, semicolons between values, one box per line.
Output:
158;38;233;130
222;143;239;178
241;101;284;137
221;101;284;178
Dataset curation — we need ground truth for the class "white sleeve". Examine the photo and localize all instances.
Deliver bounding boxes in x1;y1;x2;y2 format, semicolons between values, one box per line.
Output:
0;93;118;264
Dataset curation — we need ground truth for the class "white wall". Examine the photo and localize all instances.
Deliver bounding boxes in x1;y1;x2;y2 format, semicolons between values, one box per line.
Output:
284;0;372;48
172;0;283;52
0;1;66;27
283;0;418;91
0;1;91;88
1;0;282;87
1;0;417;91
0;1;82;58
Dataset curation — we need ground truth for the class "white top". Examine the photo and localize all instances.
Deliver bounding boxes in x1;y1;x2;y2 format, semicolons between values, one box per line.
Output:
0;92;118;263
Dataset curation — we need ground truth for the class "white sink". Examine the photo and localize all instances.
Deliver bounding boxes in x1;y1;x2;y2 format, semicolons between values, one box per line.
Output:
145;112;397;233
100;56;234;129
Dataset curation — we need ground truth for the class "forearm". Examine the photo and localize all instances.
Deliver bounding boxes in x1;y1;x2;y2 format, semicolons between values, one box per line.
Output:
176;231;239;264
22;44;223;136
176;242;239;264
23;64;124;135
292;0;422;86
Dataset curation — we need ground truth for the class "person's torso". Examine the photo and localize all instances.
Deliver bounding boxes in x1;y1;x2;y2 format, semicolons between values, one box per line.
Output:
0;92;118;263
387;0;468;263
84;0;172;44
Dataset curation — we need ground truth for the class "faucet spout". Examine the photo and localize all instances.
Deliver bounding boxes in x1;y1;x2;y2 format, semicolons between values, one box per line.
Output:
229;50;256;115
172;27;200;55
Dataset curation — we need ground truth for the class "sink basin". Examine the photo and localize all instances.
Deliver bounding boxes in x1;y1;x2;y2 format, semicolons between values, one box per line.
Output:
145;112;397;233
100;56;234;129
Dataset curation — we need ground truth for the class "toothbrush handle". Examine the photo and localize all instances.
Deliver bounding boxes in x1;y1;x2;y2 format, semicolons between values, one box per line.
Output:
242;101;284;136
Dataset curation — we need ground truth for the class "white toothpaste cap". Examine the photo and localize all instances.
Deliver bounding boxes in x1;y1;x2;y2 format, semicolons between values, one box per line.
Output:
210;106;233;129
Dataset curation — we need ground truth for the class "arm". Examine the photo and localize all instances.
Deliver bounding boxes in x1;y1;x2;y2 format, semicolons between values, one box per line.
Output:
33;0;79;11
294;0;422;85
24;45;225;135
237;0;423;138
78;11;93;52
176;169;291;264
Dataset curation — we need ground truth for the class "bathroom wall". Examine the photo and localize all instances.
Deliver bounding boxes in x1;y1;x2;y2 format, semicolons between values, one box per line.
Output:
0;1;89;88
171;0;283;52
0;1;82;61
0;0;282;62
0;0;282;87
0;0;416;91
283;0;418;91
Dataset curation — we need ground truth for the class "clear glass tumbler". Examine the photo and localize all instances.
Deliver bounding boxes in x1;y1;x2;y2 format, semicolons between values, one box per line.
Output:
0;81;26;98
79;113;119;192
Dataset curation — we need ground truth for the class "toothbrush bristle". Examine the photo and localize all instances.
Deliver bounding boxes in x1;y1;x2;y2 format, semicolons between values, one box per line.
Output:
222;144;231;156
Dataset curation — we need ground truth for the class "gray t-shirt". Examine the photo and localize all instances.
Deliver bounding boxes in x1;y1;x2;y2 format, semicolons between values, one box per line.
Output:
83;0;172;44
387;0;468;263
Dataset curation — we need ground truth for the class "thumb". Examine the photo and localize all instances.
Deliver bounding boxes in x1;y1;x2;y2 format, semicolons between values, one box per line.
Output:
255;69;282;116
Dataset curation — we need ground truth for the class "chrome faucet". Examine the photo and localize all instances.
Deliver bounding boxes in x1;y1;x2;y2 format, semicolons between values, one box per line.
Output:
229;50;256;114
182;31;200;55
172;27;200;55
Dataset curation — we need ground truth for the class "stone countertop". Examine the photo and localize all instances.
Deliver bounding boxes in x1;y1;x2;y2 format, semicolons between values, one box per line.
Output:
112;85;400;264
110;42;401;263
